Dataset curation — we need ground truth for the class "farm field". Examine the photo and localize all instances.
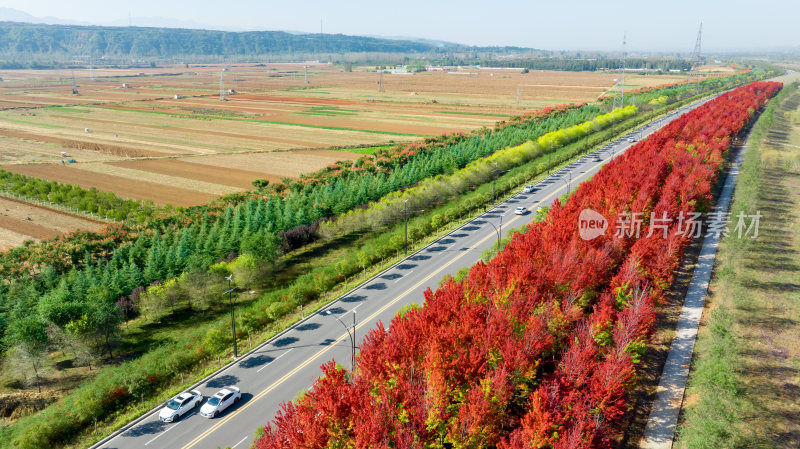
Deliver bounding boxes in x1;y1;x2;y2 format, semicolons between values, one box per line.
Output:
0;63;704;247
0;196;103;249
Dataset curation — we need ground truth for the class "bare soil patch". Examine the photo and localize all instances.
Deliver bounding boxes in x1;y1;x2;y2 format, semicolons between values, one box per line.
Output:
188;149;361;179
0;164;217;206
107;159;270;189
0;228;34;250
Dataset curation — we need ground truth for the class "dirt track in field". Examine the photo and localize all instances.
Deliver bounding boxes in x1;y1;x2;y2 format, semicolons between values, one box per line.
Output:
1;164;217;206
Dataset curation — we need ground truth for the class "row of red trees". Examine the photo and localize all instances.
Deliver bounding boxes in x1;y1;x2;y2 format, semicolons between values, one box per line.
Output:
254;81;781;449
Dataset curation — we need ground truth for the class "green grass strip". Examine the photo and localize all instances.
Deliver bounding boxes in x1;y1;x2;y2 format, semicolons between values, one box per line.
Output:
0;118;65;129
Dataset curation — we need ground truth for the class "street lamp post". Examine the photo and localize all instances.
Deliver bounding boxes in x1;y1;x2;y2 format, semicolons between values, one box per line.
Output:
404;199;409;255
401;200;424;255
323;310;356;371
224;275;238;358
568;170;572;192
558;170;573;193
491;162;511;205
485;214;503;249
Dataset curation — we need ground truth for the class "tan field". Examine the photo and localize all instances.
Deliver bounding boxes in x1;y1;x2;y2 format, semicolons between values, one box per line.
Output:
0;196;103;249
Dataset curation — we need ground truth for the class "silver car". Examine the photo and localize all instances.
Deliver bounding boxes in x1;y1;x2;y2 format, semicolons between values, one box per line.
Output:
159;390;202;422
200;386;241;418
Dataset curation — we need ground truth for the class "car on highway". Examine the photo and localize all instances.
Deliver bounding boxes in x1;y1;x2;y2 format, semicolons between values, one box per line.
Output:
514;206;527;215
200;386;241;418
522;185;536;194
159;389;202;422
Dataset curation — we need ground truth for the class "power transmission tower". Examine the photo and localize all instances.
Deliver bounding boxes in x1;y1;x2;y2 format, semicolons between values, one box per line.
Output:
71;70;78;95
219;70;226;100
89;63;95;82
516;85;521;104
304;65;309;85
378;70;384;92
689;23;703;91
611;33;626;110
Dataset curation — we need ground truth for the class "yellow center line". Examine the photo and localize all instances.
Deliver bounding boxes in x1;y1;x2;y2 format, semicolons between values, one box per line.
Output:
180;147;619;449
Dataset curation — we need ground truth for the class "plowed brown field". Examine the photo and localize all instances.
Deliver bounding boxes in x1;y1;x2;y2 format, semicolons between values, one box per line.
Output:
1;164;217;206
0;196;103;248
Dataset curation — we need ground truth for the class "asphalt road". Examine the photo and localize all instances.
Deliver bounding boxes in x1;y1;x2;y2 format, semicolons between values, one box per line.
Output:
96;96;716;449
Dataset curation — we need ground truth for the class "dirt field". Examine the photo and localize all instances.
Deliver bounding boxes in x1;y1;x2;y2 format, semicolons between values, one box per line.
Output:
1;148;361;207
0;196;103;249
1;164;219;207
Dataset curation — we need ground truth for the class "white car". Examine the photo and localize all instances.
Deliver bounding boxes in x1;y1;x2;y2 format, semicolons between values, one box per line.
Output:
159;389;202;422
200;386;241;418
514;206;527;215
522;185;536;194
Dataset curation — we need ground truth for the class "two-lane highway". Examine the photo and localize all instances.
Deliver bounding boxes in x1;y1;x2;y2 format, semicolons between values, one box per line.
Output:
96;96;717;449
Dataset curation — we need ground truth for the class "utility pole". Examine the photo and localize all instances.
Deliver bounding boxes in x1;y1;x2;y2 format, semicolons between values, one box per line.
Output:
378;70;384;92
516;85;521;105
304;65;309;85
224;275;238;358
689;23;703;92
611;33;626;110
220;70;226;101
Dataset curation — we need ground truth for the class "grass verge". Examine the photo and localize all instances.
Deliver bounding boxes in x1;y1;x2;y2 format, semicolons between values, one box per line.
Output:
674;82;800;448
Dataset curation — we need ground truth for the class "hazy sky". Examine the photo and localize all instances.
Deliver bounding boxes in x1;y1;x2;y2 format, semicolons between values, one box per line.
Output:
3;0;799;52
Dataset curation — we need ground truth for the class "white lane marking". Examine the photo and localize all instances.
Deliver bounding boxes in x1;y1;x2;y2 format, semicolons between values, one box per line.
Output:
348;304;361;315
256;348;294;373
145;423;177;445
232;436;249;448
394;269;414;282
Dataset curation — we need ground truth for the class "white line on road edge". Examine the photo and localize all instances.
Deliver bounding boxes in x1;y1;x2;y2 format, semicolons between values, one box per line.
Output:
145;423;177;446
257;348;294;373
232;436;249;448
640;118;748;449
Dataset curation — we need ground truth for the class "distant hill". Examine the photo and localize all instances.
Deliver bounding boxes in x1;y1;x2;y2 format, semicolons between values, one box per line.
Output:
0;21;542;67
